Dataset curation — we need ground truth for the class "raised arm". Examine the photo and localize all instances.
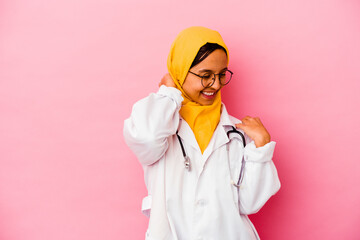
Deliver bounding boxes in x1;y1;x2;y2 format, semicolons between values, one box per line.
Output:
123;74;183;165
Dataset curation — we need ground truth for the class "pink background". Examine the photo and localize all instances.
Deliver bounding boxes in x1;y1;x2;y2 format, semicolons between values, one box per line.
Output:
1;0;360;239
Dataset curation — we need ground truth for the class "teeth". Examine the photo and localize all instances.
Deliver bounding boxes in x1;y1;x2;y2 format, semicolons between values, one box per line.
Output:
202;92;215;96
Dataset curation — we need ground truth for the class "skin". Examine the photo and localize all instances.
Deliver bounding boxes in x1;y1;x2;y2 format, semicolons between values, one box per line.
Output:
159;49;271;148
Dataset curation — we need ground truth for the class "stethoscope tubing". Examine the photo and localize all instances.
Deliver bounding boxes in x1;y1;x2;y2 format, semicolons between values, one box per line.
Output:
176;126;246;188
176;131;191;171
227;126;246;187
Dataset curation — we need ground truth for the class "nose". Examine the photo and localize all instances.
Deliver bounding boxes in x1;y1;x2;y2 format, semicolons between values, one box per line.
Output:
211;74;222;90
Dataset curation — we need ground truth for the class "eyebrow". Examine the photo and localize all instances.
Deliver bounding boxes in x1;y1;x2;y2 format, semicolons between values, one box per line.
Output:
197;67;228;73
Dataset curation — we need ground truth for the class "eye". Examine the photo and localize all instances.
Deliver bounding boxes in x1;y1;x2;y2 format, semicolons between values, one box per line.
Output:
202;74;212;80
219;73;226;79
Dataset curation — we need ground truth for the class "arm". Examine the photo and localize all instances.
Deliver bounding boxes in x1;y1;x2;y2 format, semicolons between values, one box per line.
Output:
236;117;281;214
123;76;183;165
238;140;280;214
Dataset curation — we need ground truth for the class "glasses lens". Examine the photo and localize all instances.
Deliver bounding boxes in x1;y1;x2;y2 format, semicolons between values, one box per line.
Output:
200;70;233;87
201;74;214;87
220;70;232;85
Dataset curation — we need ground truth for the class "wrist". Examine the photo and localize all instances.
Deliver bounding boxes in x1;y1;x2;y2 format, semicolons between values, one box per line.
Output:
254;135;271;148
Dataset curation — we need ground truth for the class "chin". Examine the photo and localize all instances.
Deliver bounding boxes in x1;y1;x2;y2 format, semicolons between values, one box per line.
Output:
199;100;215;106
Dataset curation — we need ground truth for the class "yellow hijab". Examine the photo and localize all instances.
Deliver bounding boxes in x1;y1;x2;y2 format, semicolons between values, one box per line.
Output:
167;26;229;153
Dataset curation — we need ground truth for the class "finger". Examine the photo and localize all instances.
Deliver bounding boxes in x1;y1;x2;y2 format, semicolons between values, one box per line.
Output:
241;117;252;125
235;123;246;130
241;117;248;123
254;117;261;122
242;116;254;122
249;117;260;124
255;117;265;126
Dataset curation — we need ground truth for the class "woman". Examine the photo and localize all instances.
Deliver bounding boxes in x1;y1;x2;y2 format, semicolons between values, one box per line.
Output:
123;26;280;240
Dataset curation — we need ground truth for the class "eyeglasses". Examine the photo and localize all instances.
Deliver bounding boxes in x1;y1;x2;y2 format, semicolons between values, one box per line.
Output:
188;69;233;88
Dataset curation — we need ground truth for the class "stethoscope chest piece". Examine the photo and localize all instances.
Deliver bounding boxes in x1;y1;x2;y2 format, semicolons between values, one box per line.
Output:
184;156;191;171
176;131;191;171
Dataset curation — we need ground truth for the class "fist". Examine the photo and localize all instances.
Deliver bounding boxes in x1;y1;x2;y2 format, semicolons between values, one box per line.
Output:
159;73;176;88
235;116;271;148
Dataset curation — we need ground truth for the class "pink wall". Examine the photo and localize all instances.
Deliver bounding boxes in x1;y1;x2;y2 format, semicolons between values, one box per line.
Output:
1;0;359;239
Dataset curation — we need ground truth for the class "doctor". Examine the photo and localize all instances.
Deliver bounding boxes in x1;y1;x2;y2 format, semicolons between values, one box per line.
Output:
123;26;280;240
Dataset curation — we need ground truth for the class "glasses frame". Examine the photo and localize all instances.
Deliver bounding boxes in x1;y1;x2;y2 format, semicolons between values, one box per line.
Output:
188;69;233;88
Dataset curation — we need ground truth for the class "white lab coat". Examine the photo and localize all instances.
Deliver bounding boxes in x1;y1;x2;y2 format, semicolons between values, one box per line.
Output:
123;85;281;240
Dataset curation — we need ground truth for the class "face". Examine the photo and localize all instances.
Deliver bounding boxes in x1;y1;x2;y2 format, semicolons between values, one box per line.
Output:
182;49;228;106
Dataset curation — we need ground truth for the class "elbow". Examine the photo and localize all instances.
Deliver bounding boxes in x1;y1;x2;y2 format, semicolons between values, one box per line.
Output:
132;139;168;166
239;178;281;215
123;125;168;166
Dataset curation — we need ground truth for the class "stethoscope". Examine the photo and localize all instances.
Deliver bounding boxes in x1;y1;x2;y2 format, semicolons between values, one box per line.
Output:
176;126;246;188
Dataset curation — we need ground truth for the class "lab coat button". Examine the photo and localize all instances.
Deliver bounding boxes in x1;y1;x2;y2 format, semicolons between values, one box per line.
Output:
196;199;206;206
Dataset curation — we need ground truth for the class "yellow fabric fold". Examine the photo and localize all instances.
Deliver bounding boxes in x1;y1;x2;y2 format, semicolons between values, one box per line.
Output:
167;26;229;153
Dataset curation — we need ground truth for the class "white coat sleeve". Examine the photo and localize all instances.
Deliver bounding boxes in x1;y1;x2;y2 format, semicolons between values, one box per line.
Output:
238;140;281;215
123;85;184;166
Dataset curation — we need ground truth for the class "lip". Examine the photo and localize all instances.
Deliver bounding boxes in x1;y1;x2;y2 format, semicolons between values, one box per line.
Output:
201;90;217;100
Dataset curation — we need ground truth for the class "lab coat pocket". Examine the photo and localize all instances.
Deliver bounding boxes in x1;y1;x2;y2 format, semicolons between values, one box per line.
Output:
141;195;152;218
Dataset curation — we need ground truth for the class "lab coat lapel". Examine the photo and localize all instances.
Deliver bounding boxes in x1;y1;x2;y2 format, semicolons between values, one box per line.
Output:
202;105;236;161
201;124;228;161
220;105;246;142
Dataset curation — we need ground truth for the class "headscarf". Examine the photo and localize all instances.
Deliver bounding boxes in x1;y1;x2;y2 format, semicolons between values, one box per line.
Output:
167;26;229;153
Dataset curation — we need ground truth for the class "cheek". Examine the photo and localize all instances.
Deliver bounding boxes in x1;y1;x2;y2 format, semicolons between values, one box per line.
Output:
183;85;195;98
182;77;201;96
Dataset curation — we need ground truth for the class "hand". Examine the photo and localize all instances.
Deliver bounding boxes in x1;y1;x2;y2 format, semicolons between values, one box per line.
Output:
235;116;271;148
159;73;176;88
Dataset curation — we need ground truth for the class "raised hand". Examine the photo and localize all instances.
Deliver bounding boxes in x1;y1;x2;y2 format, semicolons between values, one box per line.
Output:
235;116;271;148
159;73;177;88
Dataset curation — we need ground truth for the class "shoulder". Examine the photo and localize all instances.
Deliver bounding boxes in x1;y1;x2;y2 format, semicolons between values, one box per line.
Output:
220;103;242;126
228;115;241;125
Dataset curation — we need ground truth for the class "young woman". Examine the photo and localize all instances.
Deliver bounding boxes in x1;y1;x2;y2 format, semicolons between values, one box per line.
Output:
123;26;280;240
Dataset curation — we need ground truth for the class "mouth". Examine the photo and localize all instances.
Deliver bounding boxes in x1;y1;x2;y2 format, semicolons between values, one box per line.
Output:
201;90;217;100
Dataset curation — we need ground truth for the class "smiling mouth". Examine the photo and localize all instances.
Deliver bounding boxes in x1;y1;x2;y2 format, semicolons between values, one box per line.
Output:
201;91;217;99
